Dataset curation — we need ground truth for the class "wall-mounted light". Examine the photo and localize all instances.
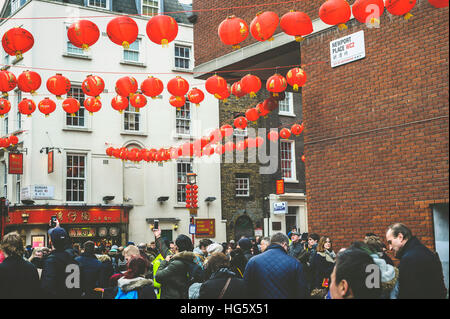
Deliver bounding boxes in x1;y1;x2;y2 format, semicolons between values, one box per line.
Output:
187;173;197;185
173;224;179;231
157;196;169;204
103;195;115;204
21;199;35;205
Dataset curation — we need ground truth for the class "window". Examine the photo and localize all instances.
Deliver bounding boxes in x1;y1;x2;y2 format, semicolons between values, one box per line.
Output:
3;114;8;136
2;162;7;198
11;0;21;14
65;25;87;56
279;92;294;115
142;0;159;16
176;101;191;135
88;0;108;9
123;39;140;63
175;45;191;70
236;176;250;197
280;141;296;181
177;160;192;203
124;105;140;131
66;86;85;127
15;91;21;130
15;174;21;204
66;154;86;202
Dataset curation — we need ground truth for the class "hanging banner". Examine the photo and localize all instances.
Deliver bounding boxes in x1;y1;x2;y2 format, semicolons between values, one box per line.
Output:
8;153;23;175
276;179;285;195
48;151;54;174
195;219;215;238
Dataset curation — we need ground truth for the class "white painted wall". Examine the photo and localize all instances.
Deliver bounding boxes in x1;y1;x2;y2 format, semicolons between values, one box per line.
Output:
0;0;225;245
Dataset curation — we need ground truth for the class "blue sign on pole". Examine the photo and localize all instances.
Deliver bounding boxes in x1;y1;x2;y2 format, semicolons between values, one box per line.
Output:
189;224;196;235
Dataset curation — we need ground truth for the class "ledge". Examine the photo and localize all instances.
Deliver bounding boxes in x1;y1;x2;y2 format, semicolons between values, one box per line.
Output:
120;60;146;68
171;68;194;75
120;131;148;137
278;112;296;118
62;53;92;60
62;127;93;133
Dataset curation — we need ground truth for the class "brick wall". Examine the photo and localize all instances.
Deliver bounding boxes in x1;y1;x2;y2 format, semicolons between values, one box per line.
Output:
194;0;449;251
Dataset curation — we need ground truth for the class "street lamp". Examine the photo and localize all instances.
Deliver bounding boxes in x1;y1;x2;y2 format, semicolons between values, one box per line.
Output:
187;173;197;185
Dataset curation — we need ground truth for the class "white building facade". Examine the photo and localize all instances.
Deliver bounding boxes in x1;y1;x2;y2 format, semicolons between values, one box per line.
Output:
0;0;226;247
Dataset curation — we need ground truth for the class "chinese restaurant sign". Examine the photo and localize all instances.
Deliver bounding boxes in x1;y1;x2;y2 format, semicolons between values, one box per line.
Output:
48;151;54;174
69;227;96;237
8;153;23;174
6;208;127;225
195;219;215;238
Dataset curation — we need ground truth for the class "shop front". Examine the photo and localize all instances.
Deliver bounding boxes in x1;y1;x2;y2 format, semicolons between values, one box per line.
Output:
4;205;132;248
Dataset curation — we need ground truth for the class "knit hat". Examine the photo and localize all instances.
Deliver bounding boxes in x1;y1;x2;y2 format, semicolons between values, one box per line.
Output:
49;227;68;250
206;242;223;255
175;234;193;252
238;238;251;251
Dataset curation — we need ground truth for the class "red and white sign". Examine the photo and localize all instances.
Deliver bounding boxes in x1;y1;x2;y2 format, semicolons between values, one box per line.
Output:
8;153;23;175
195;219;215;238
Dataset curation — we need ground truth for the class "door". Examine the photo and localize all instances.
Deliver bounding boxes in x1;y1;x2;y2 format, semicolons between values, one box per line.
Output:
234;215;254;240
285;206;298;234
433;203;449;295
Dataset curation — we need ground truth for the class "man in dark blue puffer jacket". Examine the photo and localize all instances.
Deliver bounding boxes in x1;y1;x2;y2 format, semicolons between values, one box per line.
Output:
243;232;309;299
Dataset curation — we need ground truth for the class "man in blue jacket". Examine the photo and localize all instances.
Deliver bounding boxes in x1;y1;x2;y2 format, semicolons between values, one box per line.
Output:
75;241;102;298
386;223;447;299
243;232;309;299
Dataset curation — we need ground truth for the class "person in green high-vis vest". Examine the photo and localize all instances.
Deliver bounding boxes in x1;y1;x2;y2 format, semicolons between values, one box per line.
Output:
152;254;164;299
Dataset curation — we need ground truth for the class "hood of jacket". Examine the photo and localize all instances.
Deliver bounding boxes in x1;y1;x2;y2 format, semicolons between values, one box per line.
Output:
171;251;196;262
370;253;398;291
117;276;153;293
210;267;237;280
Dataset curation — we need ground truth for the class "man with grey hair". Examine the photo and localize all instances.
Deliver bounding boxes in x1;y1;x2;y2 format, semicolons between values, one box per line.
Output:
260;237;271;253
386;223;447;299
243;232;308;299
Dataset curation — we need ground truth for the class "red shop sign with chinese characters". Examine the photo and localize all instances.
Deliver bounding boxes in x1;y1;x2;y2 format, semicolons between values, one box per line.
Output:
48;151;54;174
8;153;23;175
6;207;127;225
195;219;215;238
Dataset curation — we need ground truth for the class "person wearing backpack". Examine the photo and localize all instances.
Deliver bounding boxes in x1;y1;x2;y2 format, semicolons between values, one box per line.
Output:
114;256;156;299
153;227;204;299
41;226;82;299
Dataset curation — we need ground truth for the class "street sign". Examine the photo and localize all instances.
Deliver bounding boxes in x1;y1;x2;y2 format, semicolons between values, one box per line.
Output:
189;224;196;235
330;30;365;68
195;219;215;238
273;202;287;215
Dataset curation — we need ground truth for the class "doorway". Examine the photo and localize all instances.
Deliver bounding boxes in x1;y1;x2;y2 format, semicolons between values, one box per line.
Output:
433;203;449;295
285;206;298;234
234;215;254;240
161;230;173;242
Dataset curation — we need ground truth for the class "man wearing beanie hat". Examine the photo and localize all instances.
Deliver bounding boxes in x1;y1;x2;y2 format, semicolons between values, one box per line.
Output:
41;224;81;299
153;228;204;299
238;238;252;261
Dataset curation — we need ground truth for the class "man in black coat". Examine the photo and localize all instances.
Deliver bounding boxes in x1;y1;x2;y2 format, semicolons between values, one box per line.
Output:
386;223;447;299
75;241;102;298
41;226;81;299
288;231;303;259
0;232;40;299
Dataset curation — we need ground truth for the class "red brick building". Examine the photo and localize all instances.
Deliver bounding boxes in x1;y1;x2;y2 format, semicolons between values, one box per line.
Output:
192;0;449;257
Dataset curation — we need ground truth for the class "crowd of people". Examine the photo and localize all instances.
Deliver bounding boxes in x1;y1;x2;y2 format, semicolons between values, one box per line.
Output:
0;222;447;299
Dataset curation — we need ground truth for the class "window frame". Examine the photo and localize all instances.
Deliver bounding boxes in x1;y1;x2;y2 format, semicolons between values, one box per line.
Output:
64;24;90;58
65;153;87;203
15;90;21;131
174;44;192;71
87;0;109;10
280;140;298;183
235;176;250;197
123;105;141;132
15;174;21;204
278;92;295;117
176;159;193;204
123;38;141;63
65;85;87;129
175;100;191;136
2;161;7;198
142;0;159;17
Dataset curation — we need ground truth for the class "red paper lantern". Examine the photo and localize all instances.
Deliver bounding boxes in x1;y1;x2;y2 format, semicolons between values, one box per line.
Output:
167;76;189;98
170;95;186;108
214;86;230;101
0;98;11;117
0;70;17;97
280;11;313;42
385;0;416;19
106;16;139;49
111;95;129;113
119;148;129;161
112;148;121;158
47;73;71;99
268;130;279;142
291;123;305;135
220;124;234;137
82;75;105;98
255;136;265;147
130;93;147;110
271;91;286;101
84;97;102;115
38;98;56;117
319;0;352;30
8;135;19;146
2;27;34;59
266;74;287;96
428;0;449;8
187;88;205;106
301;154;306;162
205;75;228;95
67;20;100;50
62;98;80;115
231;81;246;99
202;145;215;156
286;68;307;91
262;97;279;112
215;143;226;155
17;70;41;95
352;0;385;25
209;129;223;144
146;15;179;47
181;142;194;157
115;76;138;97
218;15;249;49
224;141;236;152
250;11;279;42
0;138;9;148
279;128;291;139
240;74;261;97
141;76;164;98
18;98;36;117
106;147;114;157
245;108;260;122
234;116;248;130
